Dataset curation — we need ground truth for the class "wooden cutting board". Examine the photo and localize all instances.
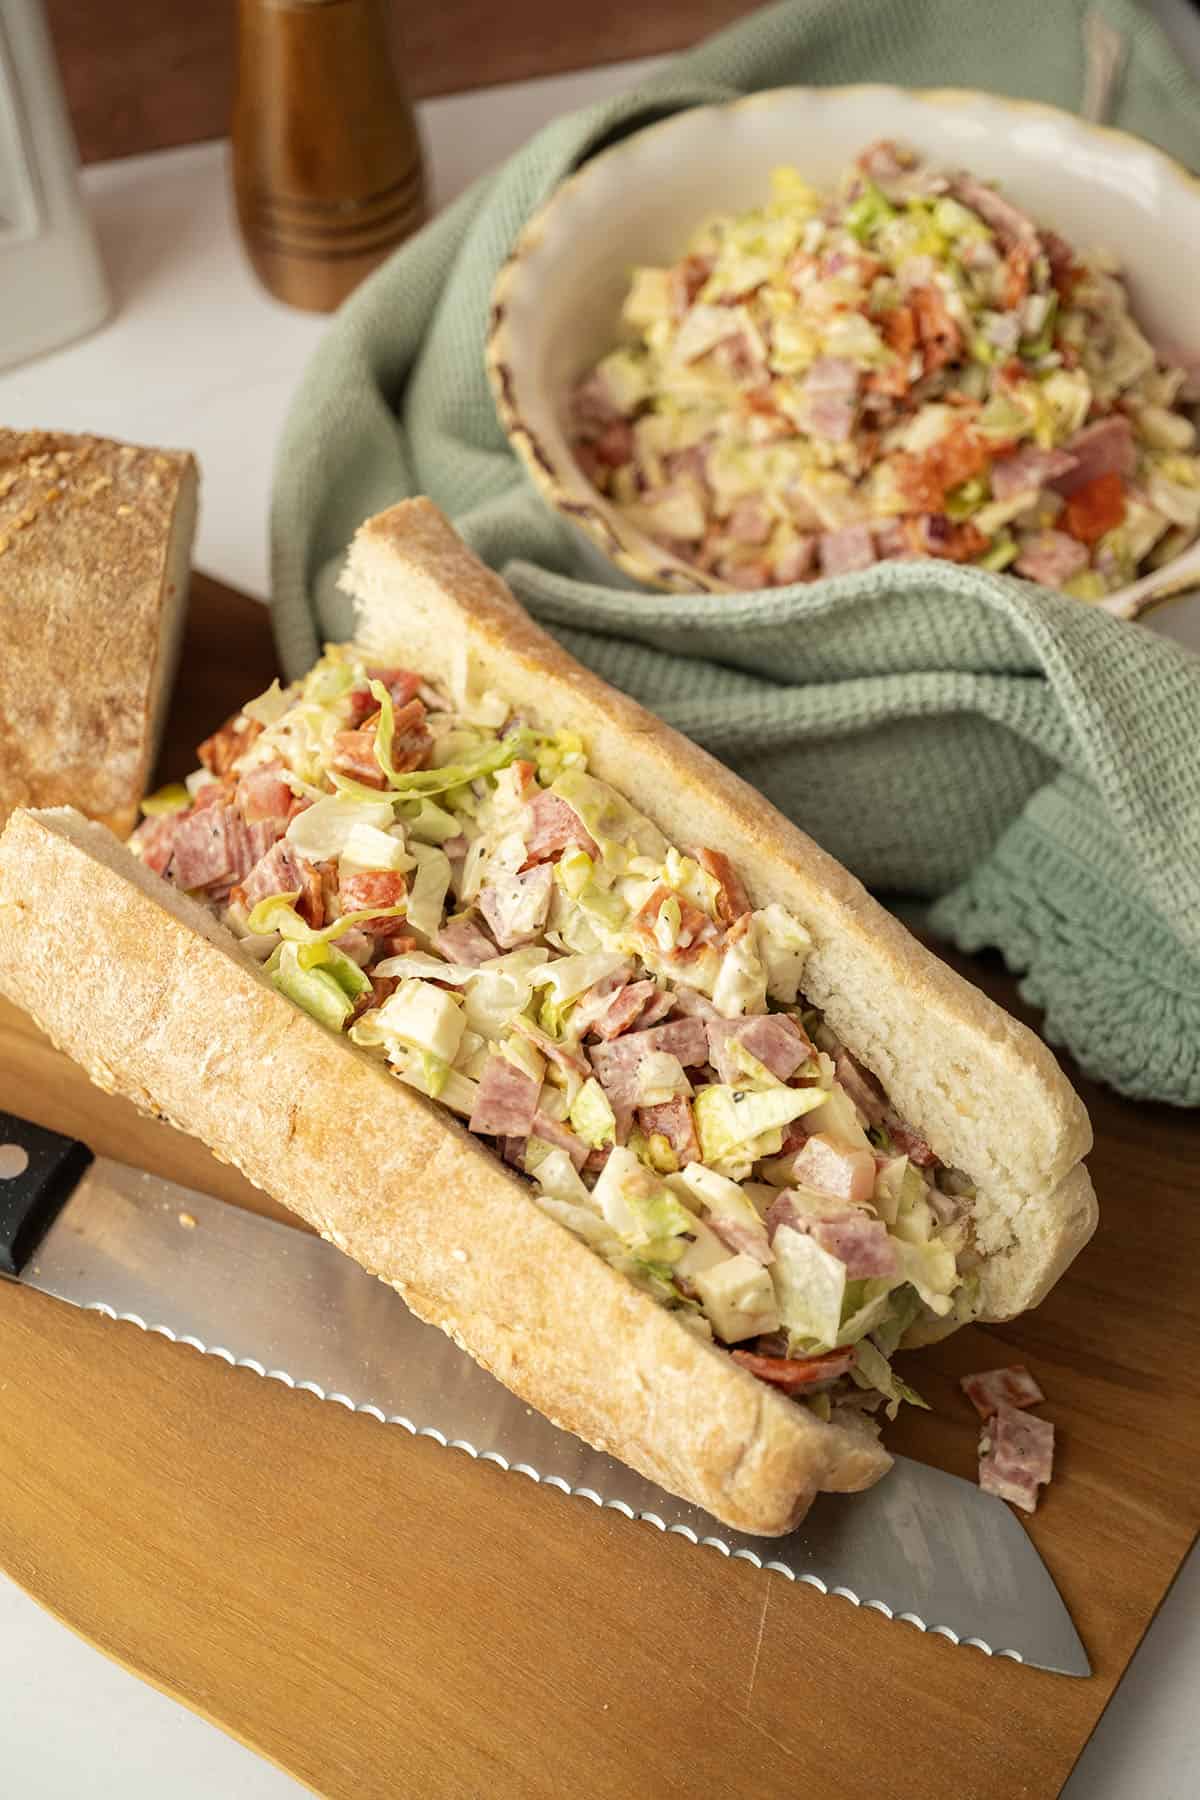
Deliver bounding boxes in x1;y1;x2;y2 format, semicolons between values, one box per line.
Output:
1;572;1197;1800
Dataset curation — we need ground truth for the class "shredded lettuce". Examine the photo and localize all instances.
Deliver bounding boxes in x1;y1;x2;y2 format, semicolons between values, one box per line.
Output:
286;794;396;862
770;1224;846;1349
140;783;190;818
270;941;355;1032
693;1082;825;1168
405;843;452;938
246;893;405;945
851;1338;930;1421
569;1077;617;1149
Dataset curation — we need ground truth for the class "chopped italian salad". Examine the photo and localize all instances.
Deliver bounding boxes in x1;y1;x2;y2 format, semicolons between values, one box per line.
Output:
131;649;980;1428
569;138;1200;597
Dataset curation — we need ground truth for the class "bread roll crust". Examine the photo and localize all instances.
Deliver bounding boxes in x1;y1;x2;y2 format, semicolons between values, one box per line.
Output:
0;498;1096;1533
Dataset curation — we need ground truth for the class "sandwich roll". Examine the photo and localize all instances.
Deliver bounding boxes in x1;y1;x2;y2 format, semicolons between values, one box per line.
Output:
0;500;1096;1535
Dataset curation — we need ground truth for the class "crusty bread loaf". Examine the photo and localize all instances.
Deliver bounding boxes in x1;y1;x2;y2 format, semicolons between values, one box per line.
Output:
0;498;1096;1534
0;429;198;836
347;501;1097;1321
0;805;889;1536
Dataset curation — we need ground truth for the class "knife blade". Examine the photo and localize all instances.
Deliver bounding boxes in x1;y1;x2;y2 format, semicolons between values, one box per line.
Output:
0;1112;1089;1676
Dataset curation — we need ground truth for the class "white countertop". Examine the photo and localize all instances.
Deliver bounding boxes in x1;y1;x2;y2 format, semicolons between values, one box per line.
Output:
1;29;1197;1800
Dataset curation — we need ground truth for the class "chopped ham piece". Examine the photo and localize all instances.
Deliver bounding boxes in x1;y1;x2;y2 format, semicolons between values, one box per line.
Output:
511;1015;590;1083
949;175;1038;247
988;444;1078;502
235;764;293;826
961;1366;1046;1421
818;523;876;577
732;1347;856;1392
524;789;598;863
805;355;859;395
634;987;675;1029
763;1191;806;1241
1052;416;1135;497
296;858;334;929
469;1054;541;1137
773;537;817;584
565;969;634;1038
696;846;751;926
131;814;178;877
590;979;661;1041
726;499;773;546
169;806;241;892
886;1121;939;1168
530;1110;589;1170
789;1133;877;1205
706;1212;773;1264
807;393;856;442
197;712;262;778
811;1212;898;1278
435;915;497;967
834;1050;888;1126
668;987;720;1021
192;778;233;811
637;1097;701;1166
590;1019;709;1140
1014;529;1089;589
705;1014;811;1085
979;1403;1054;1514
477;863;553;948
238;839;306;910
339;869;408;932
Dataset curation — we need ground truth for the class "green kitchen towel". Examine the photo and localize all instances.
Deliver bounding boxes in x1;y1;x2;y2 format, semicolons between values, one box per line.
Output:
271;0;1200;1106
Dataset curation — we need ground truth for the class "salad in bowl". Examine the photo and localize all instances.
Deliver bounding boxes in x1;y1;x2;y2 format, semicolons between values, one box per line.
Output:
564;139;1200;599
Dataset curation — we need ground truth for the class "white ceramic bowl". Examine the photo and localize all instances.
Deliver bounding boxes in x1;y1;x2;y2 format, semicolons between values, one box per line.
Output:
487;85;1200;648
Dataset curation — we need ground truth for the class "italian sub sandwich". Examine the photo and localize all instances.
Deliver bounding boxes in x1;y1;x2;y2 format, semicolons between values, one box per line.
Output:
0;499;1097;1535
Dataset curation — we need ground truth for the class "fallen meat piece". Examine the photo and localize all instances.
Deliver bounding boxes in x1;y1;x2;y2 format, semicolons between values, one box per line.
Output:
961;1365;1046;1420
978;1402;1054;1513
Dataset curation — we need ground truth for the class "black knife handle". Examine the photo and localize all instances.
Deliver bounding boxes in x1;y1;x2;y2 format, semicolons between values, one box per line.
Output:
0;1112;93;1280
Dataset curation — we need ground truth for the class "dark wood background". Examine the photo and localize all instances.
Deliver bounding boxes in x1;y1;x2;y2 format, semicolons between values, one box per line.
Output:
47;0;757;166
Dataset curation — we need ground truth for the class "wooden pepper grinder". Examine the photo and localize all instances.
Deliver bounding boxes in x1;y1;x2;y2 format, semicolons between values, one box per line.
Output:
232;0;427;312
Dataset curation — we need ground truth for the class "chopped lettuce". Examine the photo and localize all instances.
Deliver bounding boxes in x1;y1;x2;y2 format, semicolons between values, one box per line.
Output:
246;893;406;944
270;941;355;1032
286;794;396;862
405;844;452;939
569;1077;617;1149
770;1224;846;1350
851;1338;930;1420
140;783;191;817
693;1082;825;1169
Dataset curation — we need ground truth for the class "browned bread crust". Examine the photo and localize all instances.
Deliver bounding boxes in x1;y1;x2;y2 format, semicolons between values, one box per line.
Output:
0;428;197;835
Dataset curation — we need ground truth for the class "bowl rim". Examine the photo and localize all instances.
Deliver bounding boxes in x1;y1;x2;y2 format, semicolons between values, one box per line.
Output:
486;81;1200;606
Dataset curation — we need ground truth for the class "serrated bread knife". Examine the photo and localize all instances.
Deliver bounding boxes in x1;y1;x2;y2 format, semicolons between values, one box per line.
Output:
0;1110;1088;1676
